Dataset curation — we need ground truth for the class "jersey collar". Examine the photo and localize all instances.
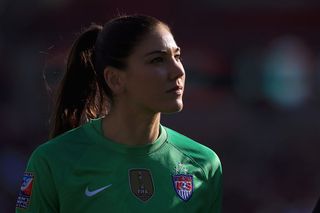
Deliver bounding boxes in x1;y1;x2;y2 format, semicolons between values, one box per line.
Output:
87;117;168;155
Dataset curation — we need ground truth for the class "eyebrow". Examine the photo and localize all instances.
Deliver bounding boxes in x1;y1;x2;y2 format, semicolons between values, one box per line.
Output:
144;47;181;57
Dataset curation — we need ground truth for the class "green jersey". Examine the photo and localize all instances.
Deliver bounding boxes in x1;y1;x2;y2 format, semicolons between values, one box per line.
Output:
16;118;222;212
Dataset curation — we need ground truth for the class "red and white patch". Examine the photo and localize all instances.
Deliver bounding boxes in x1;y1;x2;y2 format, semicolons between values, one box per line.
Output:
172;174;193;201
16;172;34;209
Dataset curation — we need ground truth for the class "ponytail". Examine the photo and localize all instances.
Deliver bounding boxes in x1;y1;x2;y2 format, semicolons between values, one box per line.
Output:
49;15;166;139
49;24;108;139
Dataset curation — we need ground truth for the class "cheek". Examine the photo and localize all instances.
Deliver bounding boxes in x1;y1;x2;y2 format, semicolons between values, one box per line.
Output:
127;69;165;97
137;69;166;88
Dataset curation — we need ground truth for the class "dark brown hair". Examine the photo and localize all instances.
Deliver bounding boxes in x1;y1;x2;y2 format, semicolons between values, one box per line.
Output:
49;15;168;138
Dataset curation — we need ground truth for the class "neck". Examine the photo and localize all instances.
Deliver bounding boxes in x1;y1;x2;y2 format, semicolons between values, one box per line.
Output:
102;106;161;146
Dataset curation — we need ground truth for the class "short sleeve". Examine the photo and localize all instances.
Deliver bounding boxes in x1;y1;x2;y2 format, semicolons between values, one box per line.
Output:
208;153;222;213
210;163;222;213
16;147;59;213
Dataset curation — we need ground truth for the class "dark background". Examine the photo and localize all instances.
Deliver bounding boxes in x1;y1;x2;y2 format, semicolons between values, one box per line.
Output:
1;0;320;212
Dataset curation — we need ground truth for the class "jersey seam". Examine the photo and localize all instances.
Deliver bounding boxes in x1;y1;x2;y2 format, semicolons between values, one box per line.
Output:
165;140;208;180
145;129;169;156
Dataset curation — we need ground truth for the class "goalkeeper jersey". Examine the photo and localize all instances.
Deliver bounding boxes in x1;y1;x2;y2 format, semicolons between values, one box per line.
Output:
16;118;222;212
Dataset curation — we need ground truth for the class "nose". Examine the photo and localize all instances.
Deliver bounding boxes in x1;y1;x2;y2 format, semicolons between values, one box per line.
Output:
168;58;185;81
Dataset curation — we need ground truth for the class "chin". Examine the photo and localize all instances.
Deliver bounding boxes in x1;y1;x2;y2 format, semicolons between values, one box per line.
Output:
161;102;184;114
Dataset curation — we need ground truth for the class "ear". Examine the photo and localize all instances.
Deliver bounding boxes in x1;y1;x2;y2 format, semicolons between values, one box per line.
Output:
103;67;126;95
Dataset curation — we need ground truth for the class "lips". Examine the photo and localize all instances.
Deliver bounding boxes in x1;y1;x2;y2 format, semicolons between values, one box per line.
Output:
166;86;183;93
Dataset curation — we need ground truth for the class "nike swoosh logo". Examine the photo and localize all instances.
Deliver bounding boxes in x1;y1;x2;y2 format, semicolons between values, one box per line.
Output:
85;184;112;197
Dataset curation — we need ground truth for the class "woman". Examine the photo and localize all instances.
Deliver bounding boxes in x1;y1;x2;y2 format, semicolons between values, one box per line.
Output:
16;14;222;212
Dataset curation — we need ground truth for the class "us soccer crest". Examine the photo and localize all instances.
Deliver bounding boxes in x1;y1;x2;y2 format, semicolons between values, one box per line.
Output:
16;172;34;209
172;163;193;201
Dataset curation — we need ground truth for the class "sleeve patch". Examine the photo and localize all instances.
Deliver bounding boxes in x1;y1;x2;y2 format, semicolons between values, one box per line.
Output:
16;172;34;209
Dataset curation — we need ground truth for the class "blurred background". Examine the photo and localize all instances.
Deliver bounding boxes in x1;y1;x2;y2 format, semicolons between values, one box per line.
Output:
1;0;320;212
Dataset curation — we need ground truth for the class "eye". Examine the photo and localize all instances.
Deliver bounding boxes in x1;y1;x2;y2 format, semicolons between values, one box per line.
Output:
150;57;165;64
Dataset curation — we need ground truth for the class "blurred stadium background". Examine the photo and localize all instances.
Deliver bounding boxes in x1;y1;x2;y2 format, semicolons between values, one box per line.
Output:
1;0;320;212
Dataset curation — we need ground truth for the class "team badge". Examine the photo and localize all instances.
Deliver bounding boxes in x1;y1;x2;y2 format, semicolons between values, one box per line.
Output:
129;169;154;202
172;163;193;201
16;172;34;209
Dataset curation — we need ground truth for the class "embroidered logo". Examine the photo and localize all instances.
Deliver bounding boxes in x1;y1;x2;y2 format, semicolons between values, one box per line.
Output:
16;172;34;209
129;169;154;202
85;184;112;197
172;163;193;201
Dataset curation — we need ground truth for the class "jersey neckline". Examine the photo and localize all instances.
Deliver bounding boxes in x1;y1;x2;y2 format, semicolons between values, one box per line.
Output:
86;117;168;155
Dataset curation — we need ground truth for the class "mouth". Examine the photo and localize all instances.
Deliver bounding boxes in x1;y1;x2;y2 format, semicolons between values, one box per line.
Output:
166;86;183;94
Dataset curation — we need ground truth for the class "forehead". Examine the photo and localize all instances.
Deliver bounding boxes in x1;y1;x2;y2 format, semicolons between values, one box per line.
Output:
134;25;178;55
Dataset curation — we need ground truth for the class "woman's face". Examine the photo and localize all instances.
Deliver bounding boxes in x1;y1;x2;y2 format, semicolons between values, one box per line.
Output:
122;24;185;114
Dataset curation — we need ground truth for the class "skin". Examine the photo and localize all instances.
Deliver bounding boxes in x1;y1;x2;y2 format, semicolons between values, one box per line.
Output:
102;24;185;146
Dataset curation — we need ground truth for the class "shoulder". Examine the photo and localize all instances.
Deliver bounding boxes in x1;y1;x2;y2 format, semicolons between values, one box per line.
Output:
29;121;94;164
163;126;222;177
164;126;219;160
